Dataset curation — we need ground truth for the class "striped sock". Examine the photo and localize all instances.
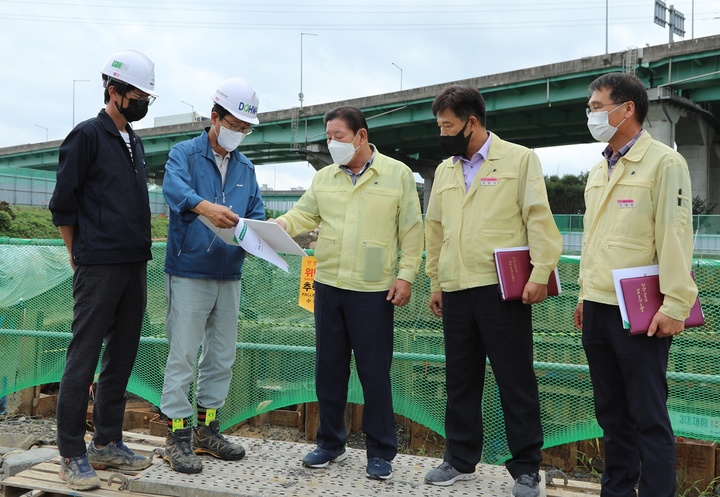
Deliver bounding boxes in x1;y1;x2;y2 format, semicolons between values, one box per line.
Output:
197;407;217;426
168;417;188;432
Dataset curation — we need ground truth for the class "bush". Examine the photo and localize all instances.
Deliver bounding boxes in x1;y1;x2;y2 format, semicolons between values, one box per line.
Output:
0;211;11;231
0;206;58;239
0;205;170;240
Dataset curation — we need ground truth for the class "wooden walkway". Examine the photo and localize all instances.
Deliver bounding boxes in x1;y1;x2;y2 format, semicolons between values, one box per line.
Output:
1;434;600;497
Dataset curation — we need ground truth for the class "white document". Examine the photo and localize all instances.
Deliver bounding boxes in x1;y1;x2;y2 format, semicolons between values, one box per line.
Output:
198;216;306;272
611;264;659;329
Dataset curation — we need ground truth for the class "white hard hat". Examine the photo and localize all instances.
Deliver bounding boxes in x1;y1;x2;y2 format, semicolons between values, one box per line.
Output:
211;77;260;125
101;49;157;96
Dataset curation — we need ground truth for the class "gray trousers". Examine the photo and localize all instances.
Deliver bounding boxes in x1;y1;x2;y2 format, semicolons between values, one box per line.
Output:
160;275;241;420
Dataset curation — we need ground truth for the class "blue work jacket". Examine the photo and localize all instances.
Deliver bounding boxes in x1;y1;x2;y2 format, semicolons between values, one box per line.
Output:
163;130;265;280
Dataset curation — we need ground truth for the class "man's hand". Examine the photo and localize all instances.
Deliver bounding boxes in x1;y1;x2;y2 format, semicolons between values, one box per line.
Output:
522;281;548;304
387;279;411;307
429;291;443;317
648;312;685;338
194;200;239;229
275;219;287;230
573;302;583;331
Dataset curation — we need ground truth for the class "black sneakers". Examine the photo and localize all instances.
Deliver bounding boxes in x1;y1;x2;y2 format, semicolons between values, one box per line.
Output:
164;427;203;474
193;420;246;461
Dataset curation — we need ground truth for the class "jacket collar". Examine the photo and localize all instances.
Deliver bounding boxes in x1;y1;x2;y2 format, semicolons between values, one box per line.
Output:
198;128;255;170
97;108;133;137
450;132;508;166
617;130;653;164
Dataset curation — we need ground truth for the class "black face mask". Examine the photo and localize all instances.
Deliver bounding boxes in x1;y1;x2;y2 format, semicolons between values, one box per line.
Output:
439;119;472;156
117;97;149;122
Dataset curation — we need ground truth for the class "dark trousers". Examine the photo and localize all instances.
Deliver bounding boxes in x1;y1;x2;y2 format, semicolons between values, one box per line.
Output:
313;282;397;461
442;285;542;477
582;301;675;497
56;262;147;457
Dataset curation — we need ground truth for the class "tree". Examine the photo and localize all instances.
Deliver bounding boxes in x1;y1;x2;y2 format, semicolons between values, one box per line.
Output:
545;172;588;214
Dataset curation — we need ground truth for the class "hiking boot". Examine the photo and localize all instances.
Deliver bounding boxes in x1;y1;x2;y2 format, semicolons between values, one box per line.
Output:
424;461;476;486
59;454;101;491
366;457;392;480
193;420;246;461
512;472;541;497
302;446;348;468
164;427;203;474
87;439;152;471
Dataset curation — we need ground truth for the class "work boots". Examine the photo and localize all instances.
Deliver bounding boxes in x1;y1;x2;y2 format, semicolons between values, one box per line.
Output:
193;420;246;461
163;427;202;474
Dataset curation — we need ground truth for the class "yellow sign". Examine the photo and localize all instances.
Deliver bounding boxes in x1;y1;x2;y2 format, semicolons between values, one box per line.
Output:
299;256;317;313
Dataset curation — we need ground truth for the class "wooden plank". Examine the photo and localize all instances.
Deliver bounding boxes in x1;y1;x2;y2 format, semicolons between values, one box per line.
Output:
3;460;162;497
544;470;601;496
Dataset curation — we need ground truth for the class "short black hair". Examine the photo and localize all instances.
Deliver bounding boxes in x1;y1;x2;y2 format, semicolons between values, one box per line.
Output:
431;85;487;127
323;106;369;135
212;103;231;120
102;76;135;104
588;72;649;124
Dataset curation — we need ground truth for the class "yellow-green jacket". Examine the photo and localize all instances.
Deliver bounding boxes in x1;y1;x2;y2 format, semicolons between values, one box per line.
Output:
425;133;562;293
278;148;424;292
578;131;697;321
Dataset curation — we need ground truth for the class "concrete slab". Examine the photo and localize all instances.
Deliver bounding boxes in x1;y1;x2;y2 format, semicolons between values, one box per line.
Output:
114;436;544;497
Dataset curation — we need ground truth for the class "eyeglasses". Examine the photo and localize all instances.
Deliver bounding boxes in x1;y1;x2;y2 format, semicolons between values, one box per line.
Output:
586;102;622;117
222;117;253;135
127;91;156;106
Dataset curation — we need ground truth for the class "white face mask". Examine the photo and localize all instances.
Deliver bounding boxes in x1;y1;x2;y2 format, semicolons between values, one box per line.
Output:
216;124;246;152
328;133;359;165
587;104;627;143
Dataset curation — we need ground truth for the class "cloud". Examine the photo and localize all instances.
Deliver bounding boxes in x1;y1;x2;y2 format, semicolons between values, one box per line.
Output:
1;0;718;185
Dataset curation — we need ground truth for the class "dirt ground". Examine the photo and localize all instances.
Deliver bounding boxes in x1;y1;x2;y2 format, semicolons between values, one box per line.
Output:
0;414;416;457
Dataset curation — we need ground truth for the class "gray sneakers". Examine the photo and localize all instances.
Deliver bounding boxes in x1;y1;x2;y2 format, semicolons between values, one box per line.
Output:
424;461;476;486
87;439;152;471
59;454;101;491
512;472;541;497
164;427;203;474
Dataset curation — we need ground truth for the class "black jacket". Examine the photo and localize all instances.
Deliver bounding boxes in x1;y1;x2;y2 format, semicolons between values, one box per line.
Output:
49;109;152;265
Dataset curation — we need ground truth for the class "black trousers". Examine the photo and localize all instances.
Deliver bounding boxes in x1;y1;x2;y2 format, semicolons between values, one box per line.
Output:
56;262;147;457
441;285;542;477
313;282;397;461
582;301;675;497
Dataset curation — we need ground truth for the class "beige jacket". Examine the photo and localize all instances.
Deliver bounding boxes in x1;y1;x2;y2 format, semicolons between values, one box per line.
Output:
278;148;424;292
425;133;562;293
578;131;697;321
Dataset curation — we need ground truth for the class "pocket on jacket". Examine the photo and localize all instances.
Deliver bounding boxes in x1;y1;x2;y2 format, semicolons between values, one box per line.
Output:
358;238;390;282
437;234;458;285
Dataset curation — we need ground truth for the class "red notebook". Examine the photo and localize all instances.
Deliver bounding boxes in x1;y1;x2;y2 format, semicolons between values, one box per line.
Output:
619;274;704;335
494;247;561;301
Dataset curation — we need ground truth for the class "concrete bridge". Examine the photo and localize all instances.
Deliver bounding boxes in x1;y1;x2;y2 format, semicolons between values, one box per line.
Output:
2;34;720;206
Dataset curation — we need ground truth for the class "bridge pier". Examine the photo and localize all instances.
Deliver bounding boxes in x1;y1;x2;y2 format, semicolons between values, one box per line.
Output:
645;99;719;211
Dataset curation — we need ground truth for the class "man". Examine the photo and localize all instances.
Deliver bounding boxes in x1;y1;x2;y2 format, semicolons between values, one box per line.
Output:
573;72;697;497
276;106;424;480
424;85;562;497
160;77;265;474
49;49;158;491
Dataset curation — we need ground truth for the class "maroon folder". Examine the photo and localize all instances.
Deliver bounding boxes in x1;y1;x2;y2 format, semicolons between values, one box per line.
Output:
619;274;704;335
494;247;560;301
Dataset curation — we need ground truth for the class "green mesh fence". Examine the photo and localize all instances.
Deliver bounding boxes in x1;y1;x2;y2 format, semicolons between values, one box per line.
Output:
1;237;719;465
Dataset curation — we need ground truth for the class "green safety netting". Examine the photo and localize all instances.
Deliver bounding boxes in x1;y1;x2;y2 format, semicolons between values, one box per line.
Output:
0;237;719;465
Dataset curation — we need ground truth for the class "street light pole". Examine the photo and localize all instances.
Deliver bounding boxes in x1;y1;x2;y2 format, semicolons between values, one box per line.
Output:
299;32;318;108
391;62;403;91
605;0;609;54
73;79;90;128
35;124;48;142
180;100;194;113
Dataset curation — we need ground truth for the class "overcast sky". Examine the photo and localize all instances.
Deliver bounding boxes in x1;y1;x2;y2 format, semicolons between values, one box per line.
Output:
2;0;719;189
